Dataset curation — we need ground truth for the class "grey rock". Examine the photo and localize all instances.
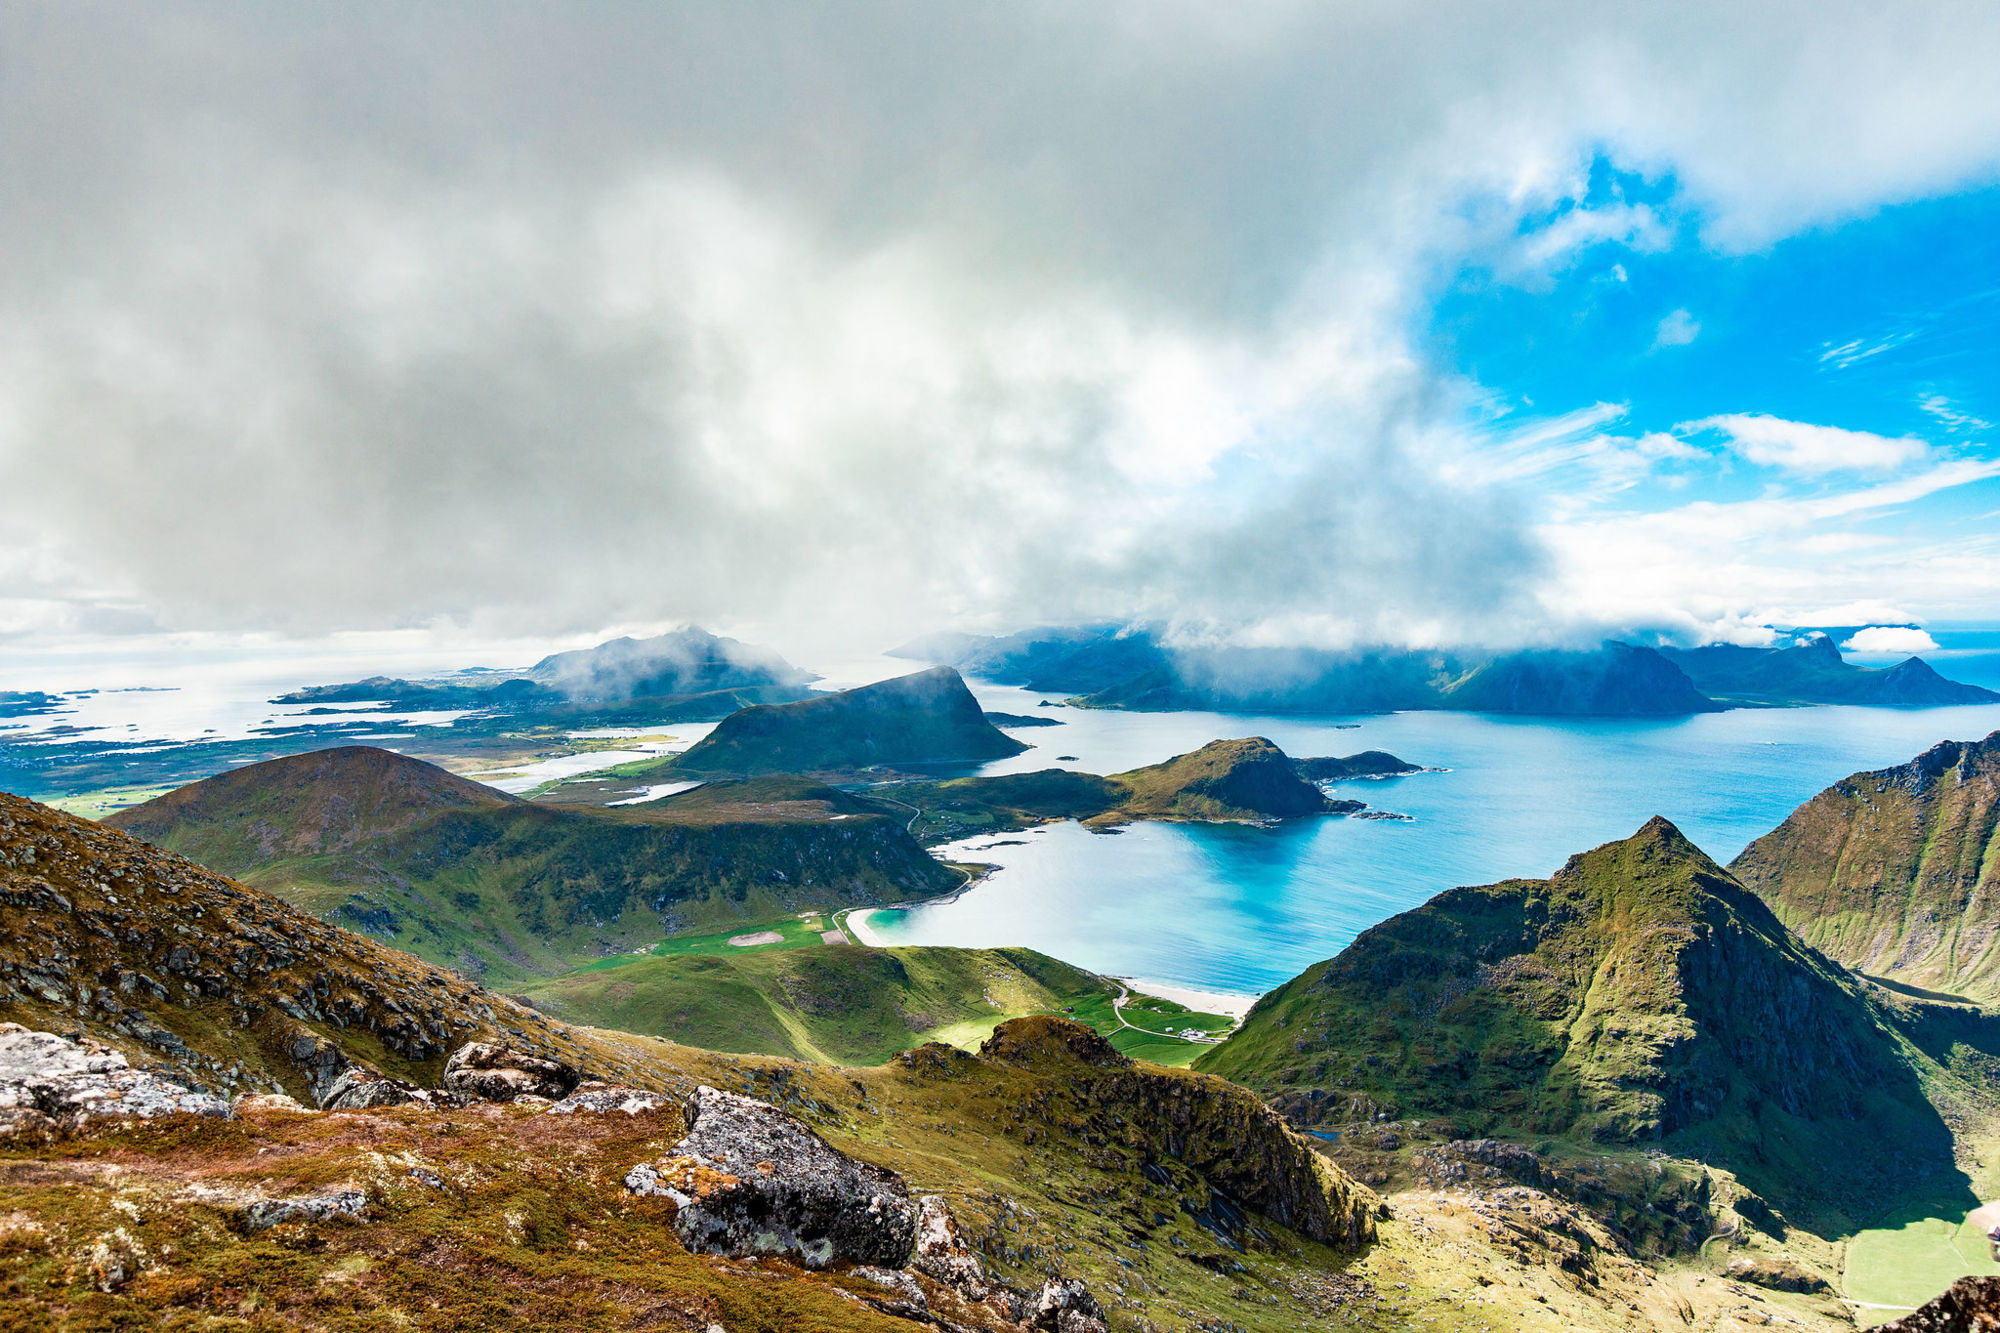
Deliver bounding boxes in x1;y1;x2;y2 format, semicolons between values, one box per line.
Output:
652;1084;916;1270
442;1041;580;1103
231;1091;309;1115
87;1228;142;1292
623;1162;694;1208
320;1067;436;1110
241;1190;368;1231
0;1026;229;1131
910;1194;994;1302
550;1081;672;1115
1026;1277;1110;1333
852;1264;927;1311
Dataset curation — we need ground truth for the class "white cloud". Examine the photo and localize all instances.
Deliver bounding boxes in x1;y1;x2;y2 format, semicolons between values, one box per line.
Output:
1818;330;1915;368
1652;308;1700;348
1841;626;1940;653
1681;413;1931;474
1919;393;1992;432
4;4;2000;649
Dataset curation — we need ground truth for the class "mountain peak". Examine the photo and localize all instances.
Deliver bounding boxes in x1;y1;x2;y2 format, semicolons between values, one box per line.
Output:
663;667;1027;776
108;746;515;860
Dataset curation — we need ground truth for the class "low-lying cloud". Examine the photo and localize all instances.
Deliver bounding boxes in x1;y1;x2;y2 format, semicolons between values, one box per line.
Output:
3;2;2000;652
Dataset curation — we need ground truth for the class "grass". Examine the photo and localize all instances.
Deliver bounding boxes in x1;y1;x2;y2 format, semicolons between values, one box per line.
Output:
1845;1212;2000;1323
577;913;835;970
523;944;1234;1068
42;784;179;818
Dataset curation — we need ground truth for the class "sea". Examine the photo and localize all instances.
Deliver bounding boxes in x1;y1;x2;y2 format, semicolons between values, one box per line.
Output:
858;625;2000;999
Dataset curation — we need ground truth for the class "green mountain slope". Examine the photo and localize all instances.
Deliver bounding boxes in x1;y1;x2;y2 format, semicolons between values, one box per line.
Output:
654;666;1027;777
1730;732;2000;1002
520;944;1176;1066
106;748;957;983
1196;817;1984;1229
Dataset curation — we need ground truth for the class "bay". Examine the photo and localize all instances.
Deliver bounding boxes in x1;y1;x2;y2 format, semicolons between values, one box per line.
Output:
861;632;2000;998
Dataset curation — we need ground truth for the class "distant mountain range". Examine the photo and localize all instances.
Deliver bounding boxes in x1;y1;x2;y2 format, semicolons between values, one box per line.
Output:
896;624;2000;715
275;626;818;718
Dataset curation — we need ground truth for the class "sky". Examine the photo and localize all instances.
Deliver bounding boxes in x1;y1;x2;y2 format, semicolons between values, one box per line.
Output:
2;1;1999;664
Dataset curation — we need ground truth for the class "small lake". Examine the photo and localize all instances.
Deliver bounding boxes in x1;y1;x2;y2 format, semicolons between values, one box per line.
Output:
860;637;2000;997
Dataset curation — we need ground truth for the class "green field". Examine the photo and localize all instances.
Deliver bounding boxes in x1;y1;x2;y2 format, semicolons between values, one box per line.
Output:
578;913;836;970
523;943;1233;1067
1846;1210;2000;1325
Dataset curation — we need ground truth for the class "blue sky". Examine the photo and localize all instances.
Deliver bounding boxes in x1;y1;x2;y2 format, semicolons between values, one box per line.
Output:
1416;161;2000;642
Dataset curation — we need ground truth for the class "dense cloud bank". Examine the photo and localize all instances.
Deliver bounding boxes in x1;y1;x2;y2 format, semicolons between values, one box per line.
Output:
3;3;1998;647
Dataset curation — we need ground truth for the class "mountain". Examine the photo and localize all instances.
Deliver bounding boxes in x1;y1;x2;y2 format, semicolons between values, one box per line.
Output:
655;667;1028;776
1196;817;1984;1229
1440;642;1717;715
0;788;609;1104
523;627;816;701
1111;737;1356;819
275;627;816;714
1;783;1400;1333
1660;633;2000;707
1730;732;2000;1002
879;738;1375;842
0;780;1907;1329
106;748;957;982
1293;750;1424;780
907;625;1717;716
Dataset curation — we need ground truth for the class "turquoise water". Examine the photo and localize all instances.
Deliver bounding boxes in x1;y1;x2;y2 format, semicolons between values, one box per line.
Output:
864;639;2000;996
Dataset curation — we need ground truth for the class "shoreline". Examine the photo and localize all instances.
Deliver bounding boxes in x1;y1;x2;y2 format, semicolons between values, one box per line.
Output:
1117;976;1261;1020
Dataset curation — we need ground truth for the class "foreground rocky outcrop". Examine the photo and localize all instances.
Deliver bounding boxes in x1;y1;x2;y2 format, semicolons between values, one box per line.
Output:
631;1083;919;1269
0;1023;228;1137
622;1081;1113;1331
0;789;613;1103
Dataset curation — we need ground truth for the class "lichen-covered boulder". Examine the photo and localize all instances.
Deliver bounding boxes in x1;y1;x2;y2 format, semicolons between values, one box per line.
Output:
0;1025;229;1131
1025;1277;1110;1333
910;1194;995;1302
319;1067;435;1110
442;1041;580;1103
549;1081;672;1115
231;1091;309;1115
240;1190;368;1231
629;1084;915;1270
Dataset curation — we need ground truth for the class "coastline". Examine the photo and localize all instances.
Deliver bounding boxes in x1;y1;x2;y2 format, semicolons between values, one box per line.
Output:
1119;975;1261;1020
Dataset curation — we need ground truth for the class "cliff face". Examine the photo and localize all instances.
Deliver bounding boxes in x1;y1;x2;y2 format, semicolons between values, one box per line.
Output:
1196;818;1960;1227
1730;732;2000;1001
664;666;1028;776
107;751;959;983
